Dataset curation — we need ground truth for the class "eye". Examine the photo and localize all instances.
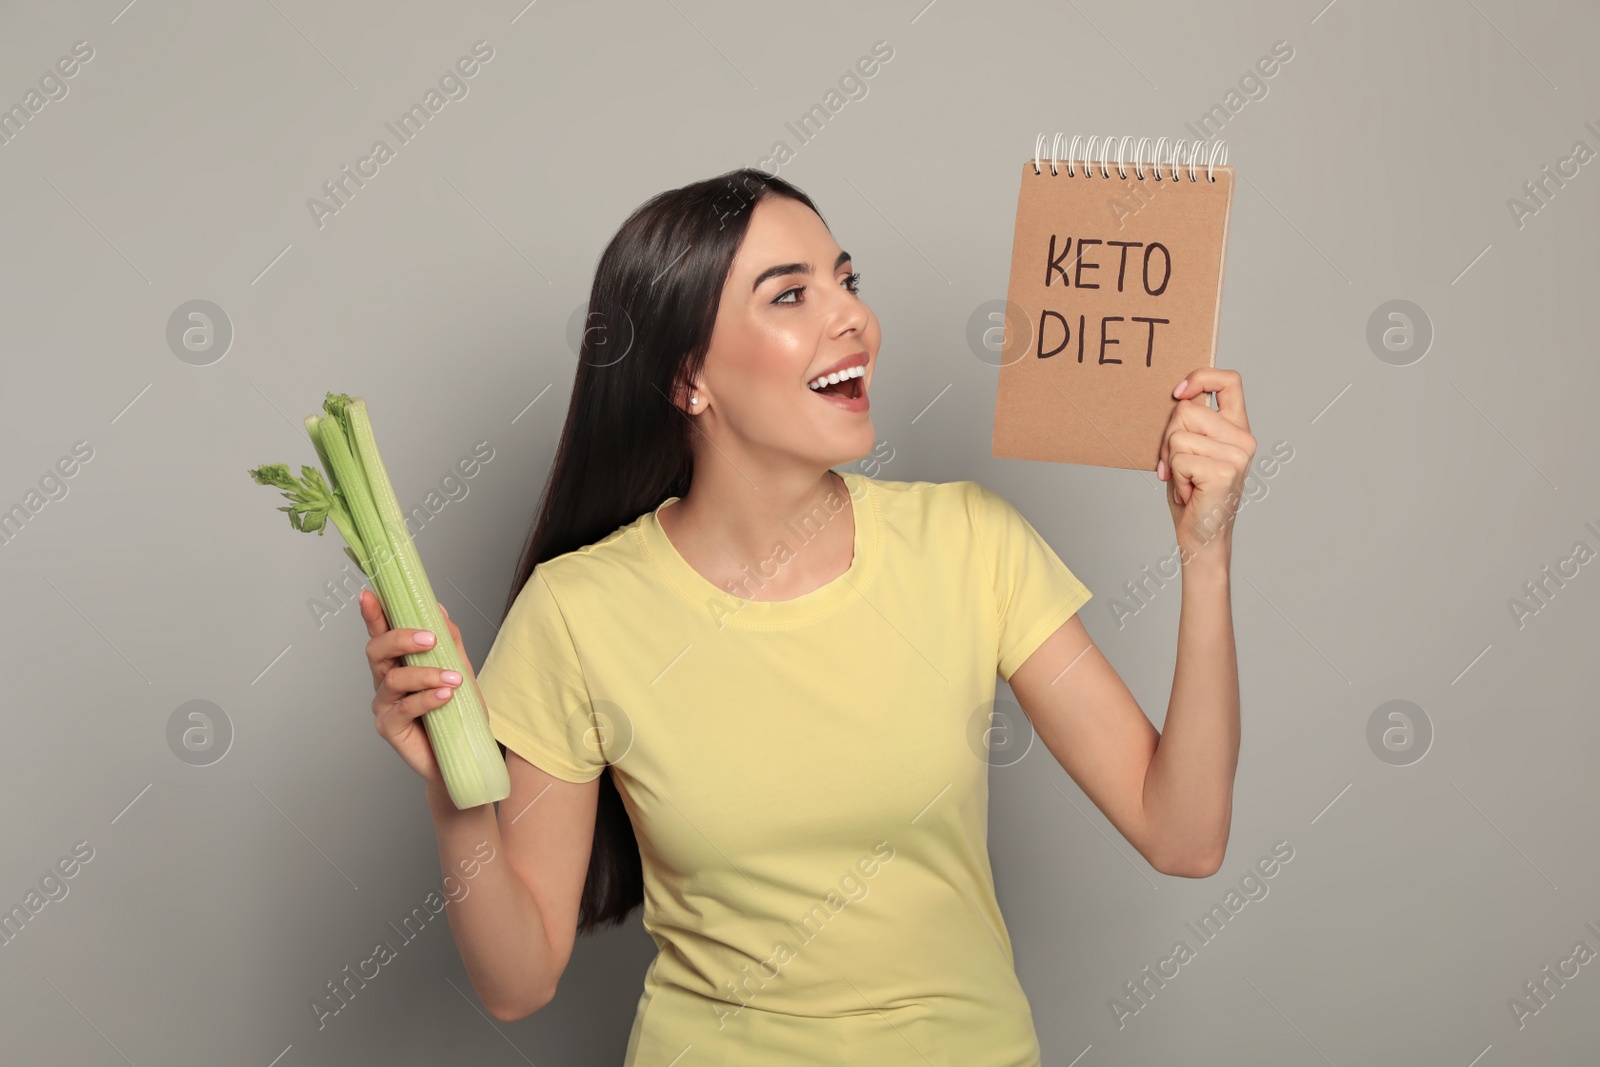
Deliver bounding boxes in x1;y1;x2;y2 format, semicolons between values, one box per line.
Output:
772;272;860;305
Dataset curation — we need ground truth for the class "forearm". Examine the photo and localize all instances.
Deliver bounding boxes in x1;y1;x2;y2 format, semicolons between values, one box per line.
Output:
427;781;558;1019
1141;549;1241;874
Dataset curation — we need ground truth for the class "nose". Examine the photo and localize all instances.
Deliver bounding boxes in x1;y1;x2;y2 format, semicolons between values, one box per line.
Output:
829;283;870;340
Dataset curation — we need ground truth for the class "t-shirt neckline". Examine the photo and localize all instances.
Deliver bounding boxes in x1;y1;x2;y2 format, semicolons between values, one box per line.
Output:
636;469;880;629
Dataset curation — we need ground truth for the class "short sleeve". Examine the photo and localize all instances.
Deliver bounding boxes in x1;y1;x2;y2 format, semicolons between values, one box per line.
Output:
475;566;607;783
965;481;1093;682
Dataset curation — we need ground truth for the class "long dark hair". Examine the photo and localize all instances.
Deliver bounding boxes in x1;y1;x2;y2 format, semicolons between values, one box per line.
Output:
495;167;824;933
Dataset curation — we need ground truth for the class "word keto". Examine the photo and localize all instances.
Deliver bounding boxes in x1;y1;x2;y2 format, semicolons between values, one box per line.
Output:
1182;40;1295;142
1111;439;1293;629
0;840;95;948
307;41;495;230
711;840;896;1029
0;440;95;548
1506;118;1600;230
1508;916;1600;1030
311;839;496;1029
727;38;894;205
1506;518;1600;630
1109;840;1295;1030
0;40;94;148
1035;236;1173;366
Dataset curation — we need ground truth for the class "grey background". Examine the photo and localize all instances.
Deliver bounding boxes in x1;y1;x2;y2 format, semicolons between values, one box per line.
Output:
2;0;1596;1064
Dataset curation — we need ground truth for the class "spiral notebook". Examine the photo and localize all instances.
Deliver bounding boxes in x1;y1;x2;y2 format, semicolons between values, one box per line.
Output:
992;135;1234;471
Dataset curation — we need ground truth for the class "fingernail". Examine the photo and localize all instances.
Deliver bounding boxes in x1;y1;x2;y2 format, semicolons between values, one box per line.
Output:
434;688;453;700
1173;378;1187;398
441;671;462;685
417;631;435;646
1157;459;1166;479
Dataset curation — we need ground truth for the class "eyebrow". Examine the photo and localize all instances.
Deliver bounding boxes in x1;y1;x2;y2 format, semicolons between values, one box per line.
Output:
750;249;852;293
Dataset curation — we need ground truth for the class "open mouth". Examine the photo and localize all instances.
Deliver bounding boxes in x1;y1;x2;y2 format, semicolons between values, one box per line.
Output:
807;361;868;402
811;376;863;400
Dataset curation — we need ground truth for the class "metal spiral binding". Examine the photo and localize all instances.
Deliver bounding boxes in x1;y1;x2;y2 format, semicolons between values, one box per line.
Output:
1031;133;1228;183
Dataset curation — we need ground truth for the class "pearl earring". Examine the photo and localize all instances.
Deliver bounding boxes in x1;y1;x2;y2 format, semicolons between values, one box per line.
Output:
690;395;699;407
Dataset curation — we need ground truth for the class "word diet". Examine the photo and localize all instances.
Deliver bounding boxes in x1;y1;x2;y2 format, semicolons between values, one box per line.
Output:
1034;235;1173;367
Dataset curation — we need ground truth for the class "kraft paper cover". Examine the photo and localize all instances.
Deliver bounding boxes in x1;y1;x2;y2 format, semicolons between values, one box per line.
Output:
992;159;1234;470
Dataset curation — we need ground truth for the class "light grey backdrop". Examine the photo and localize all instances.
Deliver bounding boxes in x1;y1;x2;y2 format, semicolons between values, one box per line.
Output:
3;0;1597;1064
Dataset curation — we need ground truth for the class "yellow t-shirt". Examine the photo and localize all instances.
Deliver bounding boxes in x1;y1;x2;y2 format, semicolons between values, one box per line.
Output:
476;472;1092;1067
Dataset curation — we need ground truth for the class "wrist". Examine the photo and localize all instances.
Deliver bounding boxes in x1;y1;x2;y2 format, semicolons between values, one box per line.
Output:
426;778;461;818
1180;542;1232;581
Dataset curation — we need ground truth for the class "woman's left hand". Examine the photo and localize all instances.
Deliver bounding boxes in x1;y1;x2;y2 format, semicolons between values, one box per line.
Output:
1157;367;1256;565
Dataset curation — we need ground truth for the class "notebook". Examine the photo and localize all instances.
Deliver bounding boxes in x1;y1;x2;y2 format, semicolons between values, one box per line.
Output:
991;134;1234;471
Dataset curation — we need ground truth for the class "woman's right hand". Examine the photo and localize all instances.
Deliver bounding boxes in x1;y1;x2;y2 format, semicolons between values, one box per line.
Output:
361;587;470;785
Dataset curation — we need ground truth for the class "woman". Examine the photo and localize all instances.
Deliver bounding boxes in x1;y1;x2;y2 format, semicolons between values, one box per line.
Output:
358;168;1253;1065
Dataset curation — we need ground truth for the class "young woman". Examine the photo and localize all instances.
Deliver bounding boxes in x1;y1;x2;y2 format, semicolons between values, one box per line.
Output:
358;168;1253;1065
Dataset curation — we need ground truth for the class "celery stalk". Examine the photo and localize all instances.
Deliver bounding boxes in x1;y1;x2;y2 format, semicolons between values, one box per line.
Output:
249;393;510;809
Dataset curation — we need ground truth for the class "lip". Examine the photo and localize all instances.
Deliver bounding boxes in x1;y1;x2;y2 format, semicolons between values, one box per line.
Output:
805;351;869;387
815;387;869;412
806;351;871;413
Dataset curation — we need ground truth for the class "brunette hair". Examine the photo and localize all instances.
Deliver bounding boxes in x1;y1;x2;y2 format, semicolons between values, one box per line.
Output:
498;167;824;932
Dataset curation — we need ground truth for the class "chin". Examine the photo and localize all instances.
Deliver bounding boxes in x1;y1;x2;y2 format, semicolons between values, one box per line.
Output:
821;425;878;470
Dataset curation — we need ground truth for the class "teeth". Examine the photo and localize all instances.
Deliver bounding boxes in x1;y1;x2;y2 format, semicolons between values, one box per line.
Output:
808;364;866;391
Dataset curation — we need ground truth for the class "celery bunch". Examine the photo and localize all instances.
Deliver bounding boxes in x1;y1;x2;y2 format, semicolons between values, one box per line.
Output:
249;393;510;810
